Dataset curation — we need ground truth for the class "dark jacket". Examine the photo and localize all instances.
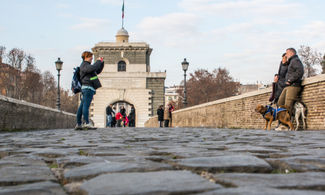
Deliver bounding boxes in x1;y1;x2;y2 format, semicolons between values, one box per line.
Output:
157;108;164;121
128;107;135;120
80;60;104;89
277;61;289;89
106;106;114;116
120;108;126;117
272;61;289;102
285;55;304;86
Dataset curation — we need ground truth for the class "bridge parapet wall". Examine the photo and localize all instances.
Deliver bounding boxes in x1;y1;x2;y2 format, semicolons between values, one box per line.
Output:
145;74;325;130
0;95;75;131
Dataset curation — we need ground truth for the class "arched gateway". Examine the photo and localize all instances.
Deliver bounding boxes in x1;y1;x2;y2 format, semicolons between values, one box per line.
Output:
106;101;135;127
87;27;166;128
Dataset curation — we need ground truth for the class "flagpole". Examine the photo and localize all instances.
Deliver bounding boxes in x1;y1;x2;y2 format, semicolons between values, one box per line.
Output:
122;0;125;28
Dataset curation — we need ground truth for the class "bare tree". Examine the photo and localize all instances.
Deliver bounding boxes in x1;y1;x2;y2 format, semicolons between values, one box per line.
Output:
177;68;239;108
6;48;26;99
25;54;35;70
298;45;322;78
60;89;79;113
0;46;17;97
21;54;43;104
0;46;6;63
0;46;6;94
0;62;18;97
0;46;8;95
41;71;57;108
7;48;25;70
321;54;325;74
1;46;78;112
214;68;240;99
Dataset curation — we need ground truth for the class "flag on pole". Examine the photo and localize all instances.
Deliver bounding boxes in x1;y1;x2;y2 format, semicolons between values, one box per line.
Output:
122;0;125;19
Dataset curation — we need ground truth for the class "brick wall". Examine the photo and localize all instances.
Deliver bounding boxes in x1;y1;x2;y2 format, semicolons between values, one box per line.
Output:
0;95;75;131
145;74;325;130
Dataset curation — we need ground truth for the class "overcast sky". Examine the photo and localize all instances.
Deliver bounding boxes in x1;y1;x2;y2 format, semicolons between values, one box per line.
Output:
1;0;324;90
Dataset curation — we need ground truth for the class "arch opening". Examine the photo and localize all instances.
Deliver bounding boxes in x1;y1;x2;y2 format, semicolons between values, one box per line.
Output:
105;101;136;127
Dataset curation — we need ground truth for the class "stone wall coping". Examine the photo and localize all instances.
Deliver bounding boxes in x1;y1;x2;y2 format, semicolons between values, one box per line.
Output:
0;95;75;117
173;74;325;114
100;72;166;78
301;73;325;86
173;88;271;114
93;42;150;48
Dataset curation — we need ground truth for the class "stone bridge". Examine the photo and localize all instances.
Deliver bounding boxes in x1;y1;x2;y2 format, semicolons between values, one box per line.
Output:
145;74;325;130
0;127;324;194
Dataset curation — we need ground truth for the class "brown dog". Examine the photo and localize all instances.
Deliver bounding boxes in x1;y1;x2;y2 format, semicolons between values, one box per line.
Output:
255;104;294;130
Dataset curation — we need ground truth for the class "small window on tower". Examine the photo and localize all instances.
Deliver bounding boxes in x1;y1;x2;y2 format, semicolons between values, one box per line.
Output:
118;61;126;72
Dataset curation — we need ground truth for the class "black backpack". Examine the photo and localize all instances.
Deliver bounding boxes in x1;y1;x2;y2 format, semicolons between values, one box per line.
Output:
71;67;82;94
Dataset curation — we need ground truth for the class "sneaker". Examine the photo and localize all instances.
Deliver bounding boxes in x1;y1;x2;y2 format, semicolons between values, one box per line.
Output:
74;124;82;130
275;124;289;131
82;123;97;130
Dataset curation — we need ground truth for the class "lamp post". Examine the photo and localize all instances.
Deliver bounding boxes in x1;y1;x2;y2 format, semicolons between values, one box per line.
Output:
55;58;63;110
181;58;189;107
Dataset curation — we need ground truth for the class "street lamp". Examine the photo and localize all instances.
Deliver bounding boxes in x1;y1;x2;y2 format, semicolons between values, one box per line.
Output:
55;57;63;110
181;58;189;107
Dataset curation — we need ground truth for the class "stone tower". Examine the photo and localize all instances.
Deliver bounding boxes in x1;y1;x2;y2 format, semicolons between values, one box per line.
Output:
91;28;166;127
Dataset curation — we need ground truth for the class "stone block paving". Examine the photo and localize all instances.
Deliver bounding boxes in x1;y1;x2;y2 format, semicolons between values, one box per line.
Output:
0;128;325;194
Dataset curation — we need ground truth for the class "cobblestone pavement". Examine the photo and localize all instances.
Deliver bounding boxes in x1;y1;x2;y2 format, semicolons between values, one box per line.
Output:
0;128;325;195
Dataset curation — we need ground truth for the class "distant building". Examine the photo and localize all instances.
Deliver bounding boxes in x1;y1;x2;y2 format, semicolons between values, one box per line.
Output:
238;84;258;94
90;27;166;127
238;83;271;95
165;85;181;106
0;62;19;97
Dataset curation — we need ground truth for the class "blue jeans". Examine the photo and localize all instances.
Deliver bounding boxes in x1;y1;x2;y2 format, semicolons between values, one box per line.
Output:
107;115;112;127
76;89;95;125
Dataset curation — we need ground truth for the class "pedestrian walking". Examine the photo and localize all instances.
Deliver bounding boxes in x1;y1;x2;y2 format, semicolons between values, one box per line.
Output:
128;105;136;127
75;51;104;130
168;102;174;127
111;107;117;127
157;105;164;127
163;105;170;127
106;104;114;127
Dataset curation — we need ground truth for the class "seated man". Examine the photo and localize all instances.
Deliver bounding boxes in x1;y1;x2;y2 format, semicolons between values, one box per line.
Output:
277;48;304;116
